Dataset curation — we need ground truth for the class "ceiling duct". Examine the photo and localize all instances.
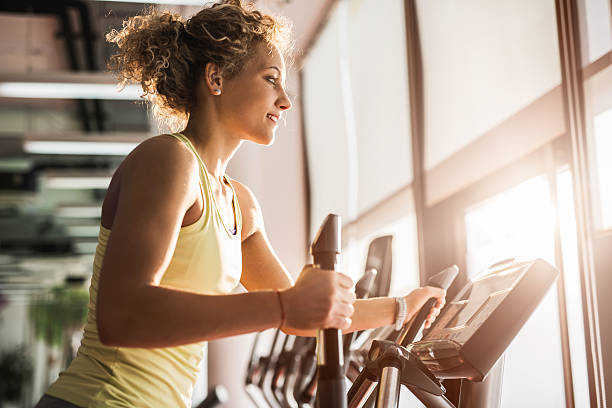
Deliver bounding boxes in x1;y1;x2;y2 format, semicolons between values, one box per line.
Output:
0;72;141;100
39;169;113;190
0;131;148;156
0;0;106;131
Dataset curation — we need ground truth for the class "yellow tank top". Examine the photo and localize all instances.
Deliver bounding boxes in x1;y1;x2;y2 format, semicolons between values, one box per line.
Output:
46;133;243;407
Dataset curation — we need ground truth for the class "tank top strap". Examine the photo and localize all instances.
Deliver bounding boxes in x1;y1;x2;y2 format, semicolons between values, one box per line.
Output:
170;133;208;185
224;175;243;235
170;133;241;238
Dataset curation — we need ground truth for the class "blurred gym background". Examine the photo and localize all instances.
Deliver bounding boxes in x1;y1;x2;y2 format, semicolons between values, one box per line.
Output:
0;0;610;407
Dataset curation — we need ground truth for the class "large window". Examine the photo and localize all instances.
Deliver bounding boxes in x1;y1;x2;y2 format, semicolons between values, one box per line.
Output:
413;1;598;400
464;175;565;407
577;14;612;403
344;0;413;215
303;0;417;288
584;64;612;231
416;0;564;205
302;0;610;404
457;165;590;407
341;213;420;295
303;6;352;229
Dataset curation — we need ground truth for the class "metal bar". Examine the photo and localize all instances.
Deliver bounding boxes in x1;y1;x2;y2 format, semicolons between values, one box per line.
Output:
312;214;345;408
59;8;91;132
259;329;283;408
457;356;504;408
298;70;312;250
375;366;401;408
280;352;300;408
610;0;612;69
554;0;607;406
403;0;427;282
347;377;377;408
545;145;575;408
70;0;106;131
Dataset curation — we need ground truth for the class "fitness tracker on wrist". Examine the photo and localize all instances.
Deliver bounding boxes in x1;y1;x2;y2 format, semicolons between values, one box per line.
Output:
394;296;407;331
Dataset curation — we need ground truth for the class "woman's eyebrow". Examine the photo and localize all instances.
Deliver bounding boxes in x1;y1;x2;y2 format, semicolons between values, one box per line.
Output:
265;66;282;76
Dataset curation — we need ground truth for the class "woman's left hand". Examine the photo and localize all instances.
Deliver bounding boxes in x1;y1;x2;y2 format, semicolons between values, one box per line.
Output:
404;286;446;329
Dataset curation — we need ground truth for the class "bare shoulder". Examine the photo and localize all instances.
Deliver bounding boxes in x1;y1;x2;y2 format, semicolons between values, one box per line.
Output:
123;135;197;175
101;134;200;228
227;178;264;241
122;134;201;202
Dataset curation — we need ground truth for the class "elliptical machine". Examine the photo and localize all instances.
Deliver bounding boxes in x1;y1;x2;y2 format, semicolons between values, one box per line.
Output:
347;257;558;408
310;215;559;408
247;214;560;408
245;214;394;408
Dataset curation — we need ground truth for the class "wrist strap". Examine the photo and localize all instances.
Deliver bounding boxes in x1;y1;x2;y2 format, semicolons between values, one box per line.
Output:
394;296;407;331
275;290;286;328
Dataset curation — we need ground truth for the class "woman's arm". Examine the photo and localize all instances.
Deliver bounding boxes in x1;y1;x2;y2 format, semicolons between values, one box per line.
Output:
232;180;445;337
96;138;353;348
96;137;282;347
283;288;445;337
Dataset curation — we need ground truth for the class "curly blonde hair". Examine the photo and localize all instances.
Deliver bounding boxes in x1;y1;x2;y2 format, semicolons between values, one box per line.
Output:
106;0;293;131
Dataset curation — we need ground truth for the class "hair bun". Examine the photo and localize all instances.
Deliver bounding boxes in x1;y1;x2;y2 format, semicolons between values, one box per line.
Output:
107;1;292;132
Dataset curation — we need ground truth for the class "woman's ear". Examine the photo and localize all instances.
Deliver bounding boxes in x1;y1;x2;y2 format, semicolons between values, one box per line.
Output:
204;62;223;96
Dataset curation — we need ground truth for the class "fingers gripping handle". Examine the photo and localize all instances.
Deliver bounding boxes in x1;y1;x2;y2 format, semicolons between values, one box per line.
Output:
399;298;438;347
311;214;347;408
399;265;459;347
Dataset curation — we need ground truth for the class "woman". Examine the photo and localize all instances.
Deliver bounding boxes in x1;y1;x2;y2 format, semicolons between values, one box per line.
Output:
36;1;445;407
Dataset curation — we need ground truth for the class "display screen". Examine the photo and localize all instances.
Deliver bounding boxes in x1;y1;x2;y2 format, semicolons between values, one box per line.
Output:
423;262;527;344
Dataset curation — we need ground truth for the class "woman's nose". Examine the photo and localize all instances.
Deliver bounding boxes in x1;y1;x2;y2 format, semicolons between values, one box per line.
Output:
278;89;292;111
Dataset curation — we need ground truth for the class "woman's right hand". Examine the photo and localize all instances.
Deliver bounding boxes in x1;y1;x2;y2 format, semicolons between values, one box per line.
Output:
279;264;356;331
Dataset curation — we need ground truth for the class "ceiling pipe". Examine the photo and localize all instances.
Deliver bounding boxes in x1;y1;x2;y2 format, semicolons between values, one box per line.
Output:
0;0;106;132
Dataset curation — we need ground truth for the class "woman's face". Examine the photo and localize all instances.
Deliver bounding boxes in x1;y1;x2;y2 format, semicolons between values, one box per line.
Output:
219;43;292;145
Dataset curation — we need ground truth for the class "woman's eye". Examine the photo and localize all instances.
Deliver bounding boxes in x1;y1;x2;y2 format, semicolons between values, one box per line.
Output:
266;77;278;85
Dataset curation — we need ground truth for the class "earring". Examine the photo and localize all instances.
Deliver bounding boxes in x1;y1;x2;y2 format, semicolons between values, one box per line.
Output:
213;89;221;95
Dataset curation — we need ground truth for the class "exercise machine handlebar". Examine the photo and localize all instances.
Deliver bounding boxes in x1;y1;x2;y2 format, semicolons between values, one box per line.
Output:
196;385;229;408
397;265;459;347
311;214;346;408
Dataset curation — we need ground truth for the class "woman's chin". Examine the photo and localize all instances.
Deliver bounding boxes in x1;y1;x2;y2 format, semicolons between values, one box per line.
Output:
263;134;276;146
249;132;275;146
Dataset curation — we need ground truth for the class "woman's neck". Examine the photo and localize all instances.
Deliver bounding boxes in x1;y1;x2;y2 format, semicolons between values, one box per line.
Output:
180;112;242;184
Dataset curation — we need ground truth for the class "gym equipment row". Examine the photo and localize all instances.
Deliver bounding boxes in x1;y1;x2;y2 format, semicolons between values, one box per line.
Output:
244;214;558;408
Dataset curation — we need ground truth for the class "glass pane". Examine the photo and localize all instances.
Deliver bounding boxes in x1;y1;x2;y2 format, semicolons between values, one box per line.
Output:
465;176;555;276
303;0;414;234
584;64;612;230
592;108;612;229
341;214;419;297
417;0;562;170
500;285;565;407
346;0;413;214
303;6;353;235
464;175;566;407
577;0;612;66
557;169;590;407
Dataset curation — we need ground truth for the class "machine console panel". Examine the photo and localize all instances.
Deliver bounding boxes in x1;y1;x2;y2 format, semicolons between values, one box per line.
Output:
409;258;557;380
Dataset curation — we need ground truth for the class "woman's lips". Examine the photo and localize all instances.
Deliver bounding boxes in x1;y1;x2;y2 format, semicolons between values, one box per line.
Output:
266;113;279;125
